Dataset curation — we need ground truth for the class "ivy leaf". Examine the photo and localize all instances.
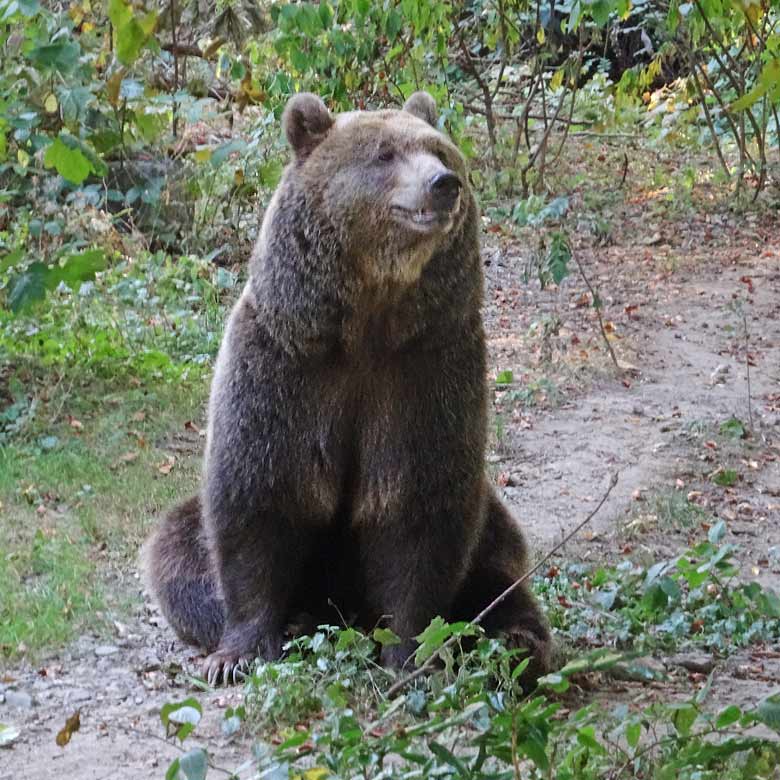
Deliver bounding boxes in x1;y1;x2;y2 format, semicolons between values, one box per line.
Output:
414;617;464;664
589;0;611;26
8;262;47;311
496;369;514;386
731;58;780;112
57;86;95;126
43;135;92;184
161;698;203;742
373;627;401;647
27;40;80;73
719;417;746;439
108;0;157;65
671;703;698;737
178;748;208;780
716;705;742;729
52;249;108;289
625;721;641;748
754;693;780;732
385;9;402;40
712;468;738;487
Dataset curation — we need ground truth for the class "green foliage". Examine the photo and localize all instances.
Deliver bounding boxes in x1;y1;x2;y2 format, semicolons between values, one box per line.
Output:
539;231;573;289
142;525;780;779
43;135;95;185
0;0;775;318
495;369;514;386
107;0;158;67
1;250;225;385
161;698;203;742
712;468;740;487
160;584;779;780
267;0;452;108
538;526;780;654
720;416;747;440
6;248;107;312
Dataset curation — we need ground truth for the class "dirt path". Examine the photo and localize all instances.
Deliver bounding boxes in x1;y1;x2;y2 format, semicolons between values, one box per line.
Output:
2;208;779;779
485;208;780;564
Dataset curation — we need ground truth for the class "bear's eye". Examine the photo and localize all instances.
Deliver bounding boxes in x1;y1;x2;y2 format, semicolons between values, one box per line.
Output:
377;147;395;163
435;149;449;166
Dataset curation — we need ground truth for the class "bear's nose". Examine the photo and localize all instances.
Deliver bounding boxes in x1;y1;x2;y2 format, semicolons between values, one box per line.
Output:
430;171;462;211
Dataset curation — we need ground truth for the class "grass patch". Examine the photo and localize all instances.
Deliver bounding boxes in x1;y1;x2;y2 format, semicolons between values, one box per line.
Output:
0;528;100;658
0;380;206;660
622;488;709;535
0;250;229;660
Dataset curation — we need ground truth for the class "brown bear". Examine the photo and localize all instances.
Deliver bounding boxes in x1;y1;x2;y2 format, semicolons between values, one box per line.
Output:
143;92;550;686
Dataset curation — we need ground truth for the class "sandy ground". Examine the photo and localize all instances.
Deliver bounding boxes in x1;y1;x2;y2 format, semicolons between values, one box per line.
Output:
2;190;779;778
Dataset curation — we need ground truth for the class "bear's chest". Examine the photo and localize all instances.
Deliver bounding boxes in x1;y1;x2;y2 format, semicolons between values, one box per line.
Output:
339;287;422;355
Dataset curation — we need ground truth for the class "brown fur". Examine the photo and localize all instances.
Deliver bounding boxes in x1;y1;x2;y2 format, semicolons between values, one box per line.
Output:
143;92;551;684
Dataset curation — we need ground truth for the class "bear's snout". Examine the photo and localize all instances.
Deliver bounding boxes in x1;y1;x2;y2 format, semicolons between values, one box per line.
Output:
430;171;461;213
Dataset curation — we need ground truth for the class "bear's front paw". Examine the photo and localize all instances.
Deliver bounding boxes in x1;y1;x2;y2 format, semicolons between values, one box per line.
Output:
203;649;253;687
502;626;555;689
203;625;284;686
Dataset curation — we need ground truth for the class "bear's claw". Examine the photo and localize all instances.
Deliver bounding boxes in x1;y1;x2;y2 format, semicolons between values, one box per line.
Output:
203;652;251;687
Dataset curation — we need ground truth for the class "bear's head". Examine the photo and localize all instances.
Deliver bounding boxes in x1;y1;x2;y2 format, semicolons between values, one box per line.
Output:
280;92;473;286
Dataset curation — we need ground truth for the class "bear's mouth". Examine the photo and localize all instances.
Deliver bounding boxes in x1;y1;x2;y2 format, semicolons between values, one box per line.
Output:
391;205;456;234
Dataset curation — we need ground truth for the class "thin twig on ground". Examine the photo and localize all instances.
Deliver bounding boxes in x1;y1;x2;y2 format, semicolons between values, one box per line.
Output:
742;311;754;430
572;254;621;372
386;472;619;699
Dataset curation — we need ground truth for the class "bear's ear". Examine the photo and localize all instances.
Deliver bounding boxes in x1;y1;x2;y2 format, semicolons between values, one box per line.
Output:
283;93;334;160
403;92;438;128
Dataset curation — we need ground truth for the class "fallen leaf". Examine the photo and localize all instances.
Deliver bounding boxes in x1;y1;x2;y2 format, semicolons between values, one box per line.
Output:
68;416;83;431
617;360;639;375
112;451;139;469
127;430;147;447
56;711;80;747
574;292;590;308
0;723;20;747
131;411;146;422
184;420;201;434
158;456;176;475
